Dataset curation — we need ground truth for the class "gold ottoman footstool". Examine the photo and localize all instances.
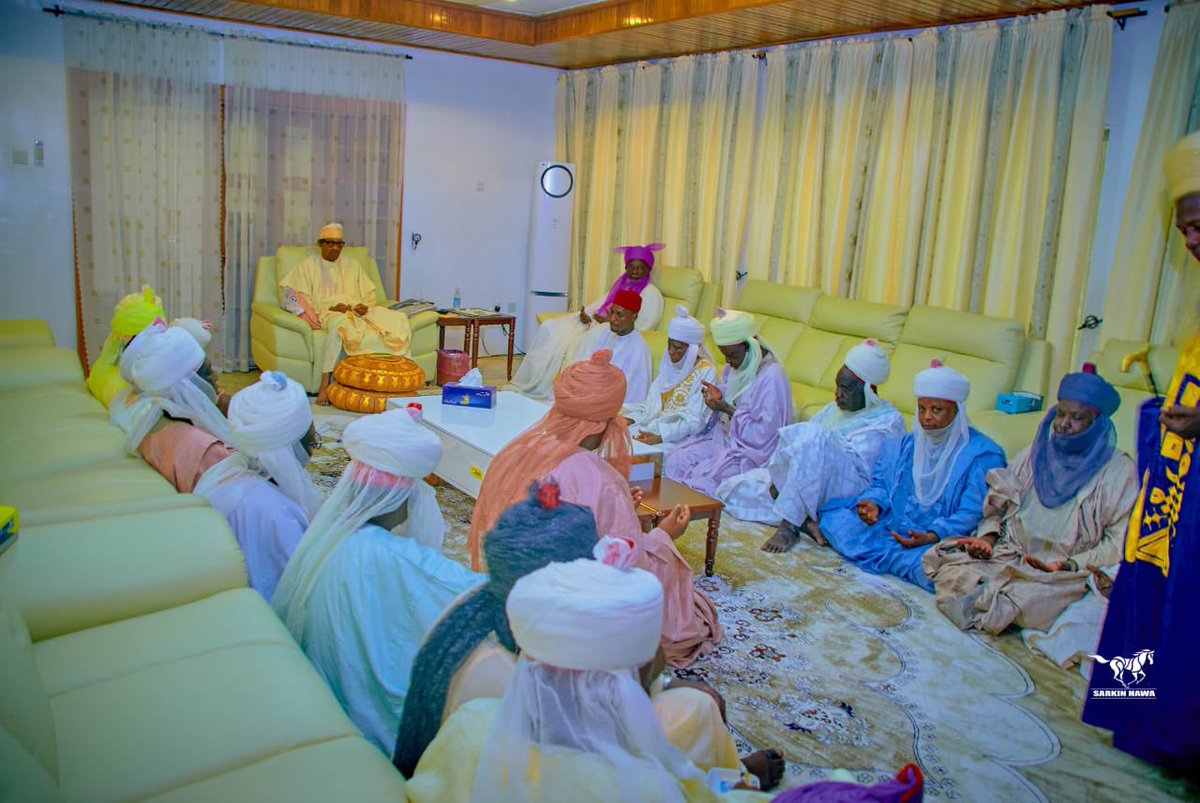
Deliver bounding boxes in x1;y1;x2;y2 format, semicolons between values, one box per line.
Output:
327;354;426;414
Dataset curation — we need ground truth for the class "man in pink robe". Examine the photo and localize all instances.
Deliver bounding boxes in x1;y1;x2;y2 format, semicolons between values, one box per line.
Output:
469;350;723;667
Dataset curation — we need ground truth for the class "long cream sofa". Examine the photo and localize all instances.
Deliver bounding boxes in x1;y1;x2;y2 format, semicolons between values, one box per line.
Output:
547;272;1051;456
731;280;1052;456
0;321;406;802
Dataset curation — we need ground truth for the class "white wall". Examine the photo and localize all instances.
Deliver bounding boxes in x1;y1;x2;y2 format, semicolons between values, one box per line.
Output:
1078;0;1168;362
400;51;557;355
0;0;75;349
0;0;558;359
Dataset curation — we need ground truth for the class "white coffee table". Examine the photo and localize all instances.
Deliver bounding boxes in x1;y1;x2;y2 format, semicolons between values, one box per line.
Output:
390;391;662;498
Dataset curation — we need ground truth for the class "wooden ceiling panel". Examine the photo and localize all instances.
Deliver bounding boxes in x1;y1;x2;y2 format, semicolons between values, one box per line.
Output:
109;0;1107;68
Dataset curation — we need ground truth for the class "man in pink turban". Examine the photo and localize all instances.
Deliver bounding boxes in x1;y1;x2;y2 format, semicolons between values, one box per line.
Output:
511;243;665;400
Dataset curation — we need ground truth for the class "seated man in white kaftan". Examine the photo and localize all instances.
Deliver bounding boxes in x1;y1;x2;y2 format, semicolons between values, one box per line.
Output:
665;309;793;498
623;306;718;448
512;242;665;400
816;362;1006;590
272;407;483;752
405;553;772;803
278;222;413;406
714;339;906;551
573;288;653;404
114;323;315;602
923;365;1138;635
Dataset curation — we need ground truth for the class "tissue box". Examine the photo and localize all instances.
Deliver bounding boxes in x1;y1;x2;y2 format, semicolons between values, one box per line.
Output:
996;391;1043;415
442;383;498;409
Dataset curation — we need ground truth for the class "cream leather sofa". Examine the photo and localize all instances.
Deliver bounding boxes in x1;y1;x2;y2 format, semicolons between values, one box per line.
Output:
250;246;440;393
0;321;407;801
732;280;1051;457
537;272;1050;455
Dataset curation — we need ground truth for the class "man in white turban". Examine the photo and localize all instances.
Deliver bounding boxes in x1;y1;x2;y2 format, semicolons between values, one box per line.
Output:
406;545;769;802
114;327;317;601
279;222;414;406
665;309;793;497
815;361;1005;589
192;371;326;600
273;407;483;751
113;320;236;477
623;306;718;447
715;339;907;552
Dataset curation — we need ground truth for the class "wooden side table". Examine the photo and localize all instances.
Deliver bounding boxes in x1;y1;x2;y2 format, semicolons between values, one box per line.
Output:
469;314;516;380
435;314;517;380
436;314;472;353
633;477;724;577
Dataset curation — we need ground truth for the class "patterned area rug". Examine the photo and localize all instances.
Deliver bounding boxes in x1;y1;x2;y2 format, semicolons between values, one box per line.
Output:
303;403;1194;802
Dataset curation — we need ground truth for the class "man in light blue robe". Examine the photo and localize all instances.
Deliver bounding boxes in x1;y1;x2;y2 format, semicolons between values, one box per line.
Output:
273;408;484;752
814;361;1006;590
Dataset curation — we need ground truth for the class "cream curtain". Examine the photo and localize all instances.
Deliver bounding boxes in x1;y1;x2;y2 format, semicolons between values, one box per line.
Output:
1100;0;1200;347
765;9;1112;378
556;52;758;307
222;40;406;371
557;8;1112;379
65;16;222;367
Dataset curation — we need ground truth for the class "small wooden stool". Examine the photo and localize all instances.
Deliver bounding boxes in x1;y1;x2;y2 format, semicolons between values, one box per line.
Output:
633;477;723;577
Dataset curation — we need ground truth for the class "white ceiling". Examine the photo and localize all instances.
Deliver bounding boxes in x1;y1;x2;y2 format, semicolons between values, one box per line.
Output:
443;0;609;17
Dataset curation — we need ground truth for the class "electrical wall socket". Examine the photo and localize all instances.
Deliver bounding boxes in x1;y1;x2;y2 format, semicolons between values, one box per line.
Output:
506;302;517;313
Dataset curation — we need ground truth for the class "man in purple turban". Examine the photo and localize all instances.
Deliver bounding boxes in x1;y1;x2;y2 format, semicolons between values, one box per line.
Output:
923;364;1139;636
512;243;666;400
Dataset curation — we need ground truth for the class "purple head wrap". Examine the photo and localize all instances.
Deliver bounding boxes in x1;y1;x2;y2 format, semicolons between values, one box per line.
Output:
1030;365;1119;509
595;243;665;318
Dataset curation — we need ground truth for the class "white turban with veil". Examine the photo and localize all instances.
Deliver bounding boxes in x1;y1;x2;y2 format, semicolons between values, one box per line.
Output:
115;322;234;453
227;372;321;518
272;406;446;642
911;360;972;506
471;551;703;803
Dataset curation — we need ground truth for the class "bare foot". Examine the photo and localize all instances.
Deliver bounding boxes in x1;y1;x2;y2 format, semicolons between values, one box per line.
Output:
761;521;802;553
802;519;828;547
740;748;785;791
316;373;333;406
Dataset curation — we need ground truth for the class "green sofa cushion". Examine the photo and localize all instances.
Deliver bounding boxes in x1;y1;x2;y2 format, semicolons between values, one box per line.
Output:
651;267;705;334
885;306;1025;415
808;296;907;344
736;281;821;359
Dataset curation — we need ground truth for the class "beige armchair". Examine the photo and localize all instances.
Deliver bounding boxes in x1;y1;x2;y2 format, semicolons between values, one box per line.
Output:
250;246;439;393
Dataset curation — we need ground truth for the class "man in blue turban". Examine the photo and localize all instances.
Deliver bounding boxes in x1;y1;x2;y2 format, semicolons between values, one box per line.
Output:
923;365;1139;635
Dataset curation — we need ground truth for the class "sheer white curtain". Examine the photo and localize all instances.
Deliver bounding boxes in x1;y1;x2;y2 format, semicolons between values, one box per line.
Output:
222;40;406;371
65;16;222;367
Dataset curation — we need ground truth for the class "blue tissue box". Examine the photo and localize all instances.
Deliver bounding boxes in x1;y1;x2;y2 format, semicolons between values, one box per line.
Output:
441;383;498;409
996;391;1043;415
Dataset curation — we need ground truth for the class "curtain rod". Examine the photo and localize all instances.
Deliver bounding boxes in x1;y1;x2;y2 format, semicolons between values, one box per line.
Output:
41;3;413;60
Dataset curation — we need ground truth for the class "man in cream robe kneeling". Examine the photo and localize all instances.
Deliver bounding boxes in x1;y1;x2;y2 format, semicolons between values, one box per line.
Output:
279;222;413;405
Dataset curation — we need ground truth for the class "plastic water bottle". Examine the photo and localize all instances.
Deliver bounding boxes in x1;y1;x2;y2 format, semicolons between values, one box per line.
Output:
452;286;462;309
